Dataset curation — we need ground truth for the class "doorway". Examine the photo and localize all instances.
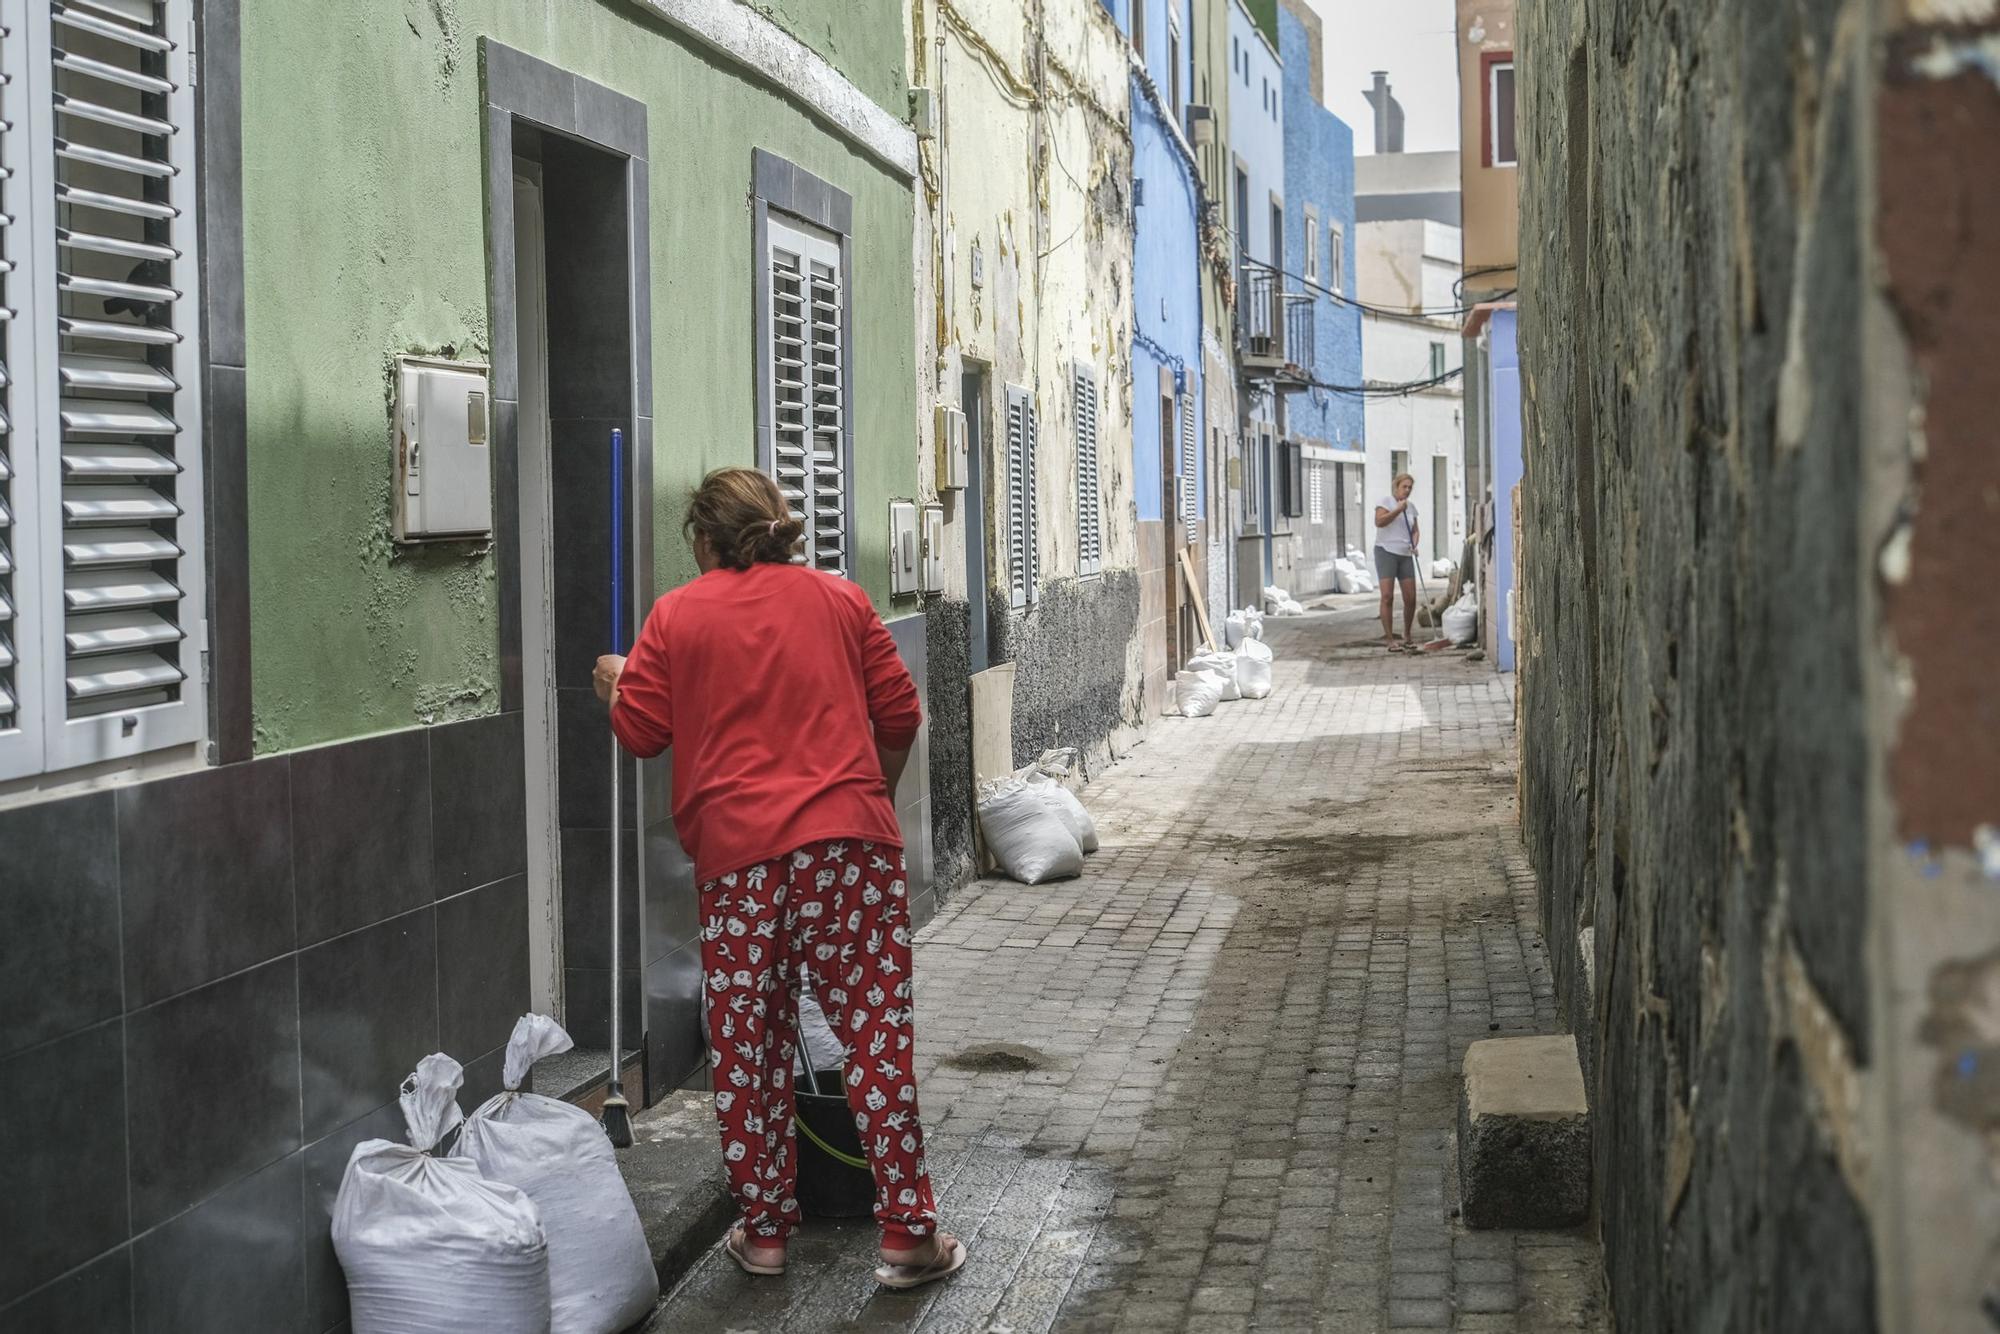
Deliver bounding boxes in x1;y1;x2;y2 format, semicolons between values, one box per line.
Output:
962;369;990;675
511;128;639;1059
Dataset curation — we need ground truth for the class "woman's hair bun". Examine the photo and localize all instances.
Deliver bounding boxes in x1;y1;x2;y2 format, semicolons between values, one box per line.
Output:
683;468;803;570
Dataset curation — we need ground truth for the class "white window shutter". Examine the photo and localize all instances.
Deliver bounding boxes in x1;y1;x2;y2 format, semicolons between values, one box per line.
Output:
1005;383;1038;609
1179;393;1196;546
8;0;208;774
1073;364;1099;579
765;215;847;577
1025;397;1039;598
0;0;45;778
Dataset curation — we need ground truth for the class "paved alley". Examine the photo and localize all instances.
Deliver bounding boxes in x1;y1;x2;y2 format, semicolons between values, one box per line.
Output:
648;604;1606;1333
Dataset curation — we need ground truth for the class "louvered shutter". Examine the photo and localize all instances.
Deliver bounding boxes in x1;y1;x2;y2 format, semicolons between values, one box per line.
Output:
1178;393;1196;546
5;0;205;775
764;216;847;577
1309;460;1324;524
0;0;41;776
1073;363;1099;578
1004;383;1037;609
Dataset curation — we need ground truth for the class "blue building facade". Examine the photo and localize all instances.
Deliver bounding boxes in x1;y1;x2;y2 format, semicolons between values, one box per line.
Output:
1118;0;1209;706
1279;2;1365;593
1225;0;1288;603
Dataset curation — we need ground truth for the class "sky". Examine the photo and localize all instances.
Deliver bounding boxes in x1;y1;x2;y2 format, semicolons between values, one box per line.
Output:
1304;0;1461;155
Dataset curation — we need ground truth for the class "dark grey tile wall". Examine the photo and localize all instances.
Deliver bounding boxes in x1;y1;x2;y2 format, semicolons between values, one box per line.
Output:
886;613;937;930
0;712;531;1333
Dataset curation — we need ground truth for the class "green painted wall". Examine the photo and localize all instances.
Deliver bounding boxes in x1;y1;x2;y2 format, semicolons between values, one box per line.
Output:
240;1;917;752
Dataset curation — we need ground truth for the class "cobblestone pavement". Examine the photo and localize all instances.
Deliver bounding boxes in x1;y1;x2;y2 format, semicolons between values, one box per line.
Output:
648;603;1607;1333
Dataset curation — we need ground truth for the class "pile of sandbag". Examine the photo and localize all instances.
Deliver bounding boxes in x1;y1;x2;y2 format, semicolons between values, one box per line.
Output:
1175;633;1277;715
1223;606;1265;648
1430;557;1457;580
1442;586;1480;646
331;1028;659;1334
1263;585;1305;617
977;748;1101;884
1333;549;1378;594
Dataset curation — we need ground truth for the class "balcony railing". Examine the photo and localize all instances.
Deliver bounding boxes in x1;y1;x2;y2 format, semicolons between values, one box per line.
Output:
1235;258;1314;388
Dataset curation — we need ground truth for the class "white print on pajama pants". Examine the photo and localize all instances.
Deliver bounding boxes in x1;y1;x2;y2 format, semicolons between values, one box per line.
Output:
699;840;939;1247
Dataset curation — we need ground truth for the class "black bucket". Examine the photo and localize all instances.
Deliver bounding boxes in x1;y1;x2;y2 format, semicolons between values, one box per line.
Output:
794;1068;874;1219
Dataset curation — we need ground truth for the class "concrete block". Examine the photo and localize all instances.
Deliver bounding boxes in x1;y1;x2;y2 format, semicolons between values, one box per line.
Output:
1458;1035;1590;1229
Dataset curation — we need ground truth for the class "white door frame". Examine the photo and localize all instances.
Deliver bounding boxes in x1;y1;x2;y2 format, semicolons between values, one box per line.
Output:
513;161;564;1018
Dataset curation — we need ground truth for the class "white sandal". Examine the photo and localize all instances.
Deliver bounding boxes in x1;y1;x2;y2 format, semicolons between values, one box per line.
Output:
874;1233;967;1290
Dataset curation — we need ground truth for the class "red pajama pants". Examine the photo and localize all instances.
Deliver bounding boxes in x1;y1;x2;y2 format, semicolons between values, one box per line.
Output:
699;840;939;1247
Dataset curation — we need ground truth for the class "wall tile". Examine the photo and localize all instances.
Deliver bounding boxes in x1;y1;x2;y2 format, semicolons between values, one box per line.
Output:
131;1153;303;1334
430;712;527;896
436;875;530;1061
560;827;640;972
563;966;641;1052
301;1101;403;1334
125;959;301;1232
0;1023;127;1306
0;793;121;1058
299;908;438;1143
459;1042;509;1112
644;943;705;1101
119;758;294;1008
642;818;698;965
556;686;636;827
292;730;433;946
0;1244;131;1334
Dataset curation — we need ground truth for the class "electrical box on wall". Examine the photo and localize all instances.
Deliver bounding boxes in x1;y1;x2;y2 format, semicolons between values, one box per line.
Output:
393;356;493;542
889;500;920;595
935;405;968;490
920;503;944;594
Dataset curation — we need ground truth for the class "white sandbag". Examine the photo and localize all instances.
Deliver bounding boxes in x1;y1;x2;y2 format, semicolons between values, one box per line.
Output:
1443;588;1480;646
1235;638;1275;700
978;778;1084;884
1244;608;1266;640
1175;668;1230;718
1223;610;1250;649
334;1055;551;1334
455;1019;657;1334
1263;585;1305;617
1029;779;1100;854
1186;649;1242;702
1431;558;1457;580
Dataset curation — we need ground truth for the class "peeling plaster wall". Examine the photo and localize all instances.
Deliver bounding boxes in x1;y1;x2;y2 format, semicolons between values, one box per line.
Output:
917;0;1143;893
241;0;917;751
1517;0;2000;1328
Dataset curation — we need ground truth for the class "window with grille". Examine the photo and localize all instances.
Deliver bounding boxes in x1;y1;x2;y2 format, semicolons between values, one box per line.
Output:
1309;461;1324;524
0;0;207;782
1178;393;1196;546
1073;363;1100;578
1282;442;1305;519
763;215;847;577
1004;384;1038;608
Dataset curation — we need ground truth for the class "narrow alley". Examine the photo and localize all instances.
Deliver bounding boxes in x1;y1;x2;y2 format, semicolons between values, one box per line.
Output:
647;605;1605;1332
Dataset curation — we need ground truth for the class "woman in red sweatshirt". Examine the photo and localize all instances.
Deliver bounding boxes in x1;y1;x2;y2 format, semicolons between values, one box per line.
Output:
594;468;964;1289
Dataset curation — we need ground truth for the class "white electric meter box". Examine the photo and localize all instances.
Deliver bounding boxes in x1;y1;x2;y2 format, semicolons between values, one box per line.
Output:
934;405;968;491
919;504;945;594
889;500;920;595
393;356;493;542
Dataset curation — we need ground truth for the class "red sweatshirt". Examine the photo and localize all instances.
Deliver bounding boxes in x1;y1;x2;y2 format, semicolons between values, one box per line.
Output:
609;562;923;883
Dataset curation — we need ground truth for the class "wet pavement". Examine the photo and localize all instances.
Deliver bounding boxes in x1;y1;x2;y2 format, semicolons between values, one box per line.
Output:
645;602;1606;1332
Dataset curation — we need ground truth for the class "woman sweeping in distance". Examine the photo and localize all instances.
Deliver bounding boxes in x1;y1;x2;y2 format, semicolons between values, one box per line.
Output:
593;467;966;1290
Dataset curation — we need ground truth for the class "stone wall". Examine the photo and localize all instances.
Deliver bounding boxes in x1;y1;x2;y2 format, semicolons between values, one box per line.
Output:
1515;0;2000;1327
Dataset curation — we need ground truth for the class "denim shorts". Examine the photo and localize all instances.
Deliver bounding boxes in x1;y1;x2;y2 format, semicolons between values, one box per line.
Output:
1373;548;1416;581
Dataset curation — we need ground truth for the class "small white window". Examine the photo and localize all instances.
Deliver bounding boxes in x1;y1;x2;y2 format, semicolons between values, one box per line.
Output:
2;0;211;781
764;217;849;577
1329;223;1345;292
1004;384;1040;607
1167;17;1182;111
1489;59;1517;167
1302;207;1319;284
1073;365;1101;578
